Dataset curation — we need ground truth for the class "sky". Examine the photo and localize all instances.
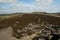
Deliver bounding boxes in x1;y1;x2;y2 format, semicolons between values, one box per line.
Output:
0;0;60;14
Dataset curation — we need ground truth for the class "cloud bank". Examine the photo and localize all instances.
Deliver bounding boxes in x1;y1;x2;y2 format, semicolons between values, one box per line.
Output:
0;0;60;14
0;0;17;3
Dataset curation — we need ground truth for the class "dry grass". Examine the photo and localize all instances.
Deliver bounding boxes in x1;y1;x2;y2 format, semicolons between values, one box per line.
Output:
0;13;60;29
0;13;60;39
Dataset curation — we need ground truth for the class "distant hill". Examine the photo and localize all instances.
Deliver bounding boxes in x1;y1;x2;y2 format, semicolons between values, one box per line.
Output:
0;14;12;16
0;12;60;17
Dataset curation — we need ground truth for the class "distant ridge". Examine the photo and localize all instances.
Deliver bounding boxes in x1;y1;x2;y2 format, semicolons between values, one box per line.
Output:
0;12;60;17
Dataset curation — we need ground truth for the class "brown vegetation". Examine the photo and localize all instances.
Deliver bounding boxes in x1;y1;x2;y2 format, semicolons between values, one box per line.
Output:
0;13;60;39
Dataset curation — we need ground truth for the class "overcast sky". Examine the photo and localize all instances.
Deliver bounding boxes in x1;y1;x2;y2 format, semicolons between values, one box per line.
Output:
0;0;60;14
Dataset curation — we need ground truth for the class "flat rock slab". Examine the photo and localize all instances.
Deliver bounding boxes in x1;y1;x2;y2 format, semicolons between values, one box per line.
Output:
0;27;20;40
